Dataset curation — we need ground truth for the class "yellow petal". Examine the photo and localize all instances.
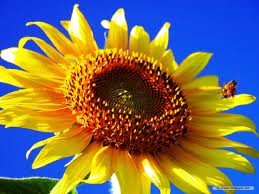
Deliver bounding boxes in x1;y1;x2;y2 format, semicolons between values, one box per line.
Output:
217;94;256;111
140;174;151;194
189;94;256;114
112;150;141;194
0;66;61;88
26;21;79;56
106;9;128;50
0;108;76;132
185;87;221;99
189;135;259;158
60;20;70;31
1;48;65;79
101;20;110;29
139;154;170;194
68;4;97;54
149;22;170;60
170;145;234;194
182;75;219;90
50;142;102;194
110;174;121;194
32;130;92;169
190;113;256;137
182;76;220;98
180;139;255;174
174;52;213;84
0;88;66;111
160;49;178;74
18;37;69;67
26;125;83;159
129;26;150;54
83;146;113;184
157;153;210;194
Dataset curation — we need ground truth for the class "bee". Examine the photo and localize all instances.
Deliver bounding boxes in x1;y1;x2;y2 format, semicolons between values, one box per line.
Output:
222;80;237;98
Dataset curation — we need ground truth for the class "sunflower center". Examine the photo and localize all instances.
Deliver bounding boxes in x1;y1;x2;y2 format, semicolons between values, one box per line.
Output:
64;49;191;154
91;66;167;118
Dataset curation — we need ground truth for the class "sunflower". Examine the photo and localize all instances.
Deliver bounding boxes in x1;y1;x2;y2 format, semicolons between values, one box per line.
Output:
0;4;258;194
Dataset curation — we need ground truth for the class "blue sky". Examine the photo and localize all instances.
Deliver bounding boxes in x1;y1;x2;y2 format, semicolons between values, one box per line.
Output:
0;0;258;193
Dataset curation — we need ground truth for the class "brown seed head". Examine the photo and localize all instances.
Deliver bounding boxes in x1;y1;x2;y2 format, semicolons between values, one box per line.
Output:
64;49;191;154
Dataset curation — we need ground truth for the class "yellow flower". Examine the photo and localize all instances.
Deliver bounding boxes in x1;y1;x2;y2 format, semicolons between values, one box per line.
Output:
0;4;258;194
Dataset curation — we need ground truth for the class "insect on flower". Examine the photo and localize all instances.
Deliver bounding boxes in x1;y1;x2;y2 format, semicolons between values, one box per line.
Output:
222;80;237;98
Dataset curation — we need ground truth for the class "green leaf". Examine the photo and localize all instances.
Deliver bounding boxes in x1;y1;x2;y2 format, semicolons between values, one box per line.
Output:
0;177;78;194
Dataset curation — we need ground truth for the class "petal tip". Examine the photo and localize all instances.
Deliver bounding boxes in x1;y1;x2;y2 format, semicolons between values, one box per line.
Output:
112;8;126;22
164;22;171;29
241;94;256;104
74;4;79;9
32;159;43;169
31;163;39;169
208;52;213;57
0;48;15;62
26;21;41;27
251;95;256;102
117;8;125;15
26;22;33;27
25;150;30;160
204;52;213;57
249;166;256;174
101;20;110;29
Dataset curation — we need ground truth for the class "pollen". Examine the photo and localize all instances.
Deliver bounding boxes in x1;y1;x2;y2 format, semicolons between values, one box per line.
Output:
64;49;191;154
